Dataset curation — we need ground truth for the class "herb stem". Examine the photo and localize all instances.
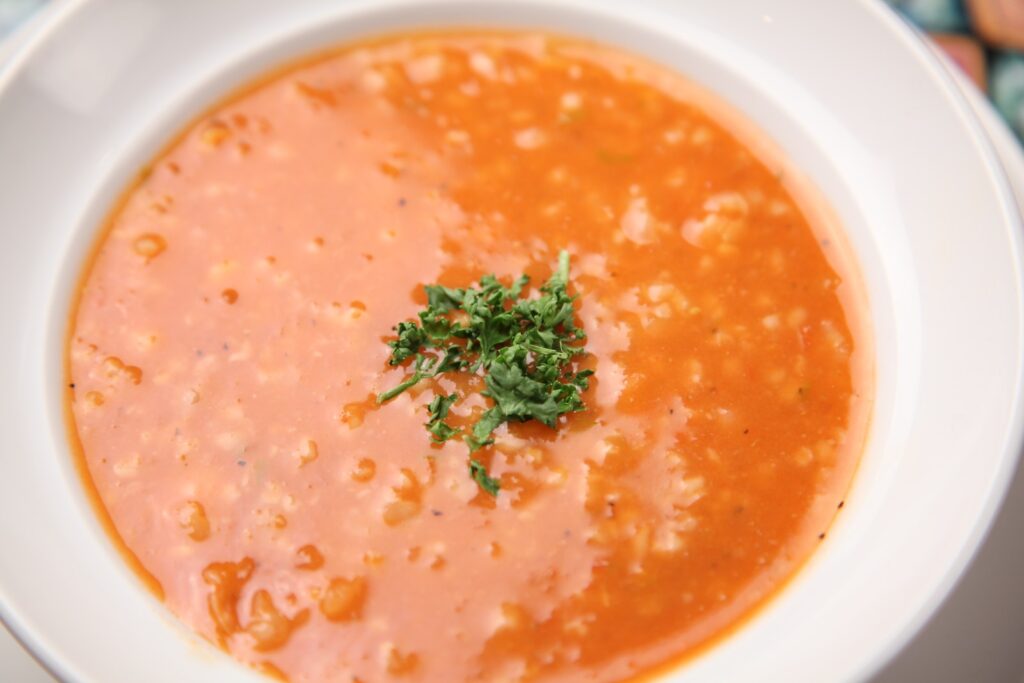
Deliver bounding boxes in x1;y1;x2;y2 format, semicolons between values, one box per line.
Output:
377;373;425;403
553;249;570;286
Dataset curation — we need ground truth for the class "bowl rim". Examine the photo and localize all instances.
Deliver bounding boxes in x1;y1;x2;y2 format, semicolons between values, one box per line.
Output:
870;49;1024;680
0;4;104;680
846;5;1024;680
0;1;1022;682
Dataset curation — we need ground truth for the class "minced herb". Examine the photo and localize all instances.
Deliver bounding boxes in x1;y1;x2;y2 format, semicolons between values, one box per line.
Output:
378;250;591;495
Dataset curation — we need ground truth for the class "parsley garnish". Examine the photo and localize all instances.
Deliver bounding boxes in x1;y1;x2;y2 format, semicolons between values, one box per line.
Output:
378;250;591;495
425;393;461;443
470;459;502;497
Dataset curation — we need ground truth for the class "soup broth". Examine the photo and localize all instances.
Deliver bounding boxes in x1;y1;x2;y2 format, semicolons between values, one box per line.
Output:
67;32;870;683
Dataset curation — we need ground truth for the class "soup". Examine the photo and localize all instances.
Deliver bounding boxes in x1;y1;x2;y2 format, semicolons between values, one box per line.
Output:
67;32;871;683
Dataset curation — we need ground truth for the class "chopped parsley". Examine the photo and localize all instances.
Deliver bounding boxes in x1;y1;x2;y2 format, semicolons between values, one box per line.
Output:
469;459;502;497
425;393;461;443
378;250;592;495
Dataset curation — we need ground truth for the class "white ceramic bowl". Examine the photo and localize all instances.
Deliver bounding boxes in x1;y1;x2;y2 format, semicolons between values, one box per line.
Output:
1;1;1021;681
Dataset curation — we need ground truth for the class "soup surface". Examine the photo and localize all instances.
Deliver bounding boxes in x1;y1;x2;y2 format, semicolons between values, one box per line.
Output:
68;32;870;683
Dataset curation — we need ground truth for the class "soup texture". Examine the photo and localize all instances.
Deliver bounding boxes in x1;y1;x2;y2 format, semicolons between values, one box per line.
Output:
68;32;870;683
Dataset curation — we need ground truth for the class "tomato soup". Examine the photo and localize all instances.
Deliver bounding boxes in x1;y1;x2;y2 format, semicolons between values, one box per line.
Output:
67;32;871;683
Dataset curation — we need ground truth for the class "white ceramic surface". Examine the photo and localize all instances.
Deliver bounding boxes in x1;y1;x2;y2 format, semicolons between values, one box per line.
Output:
0;1;1021;682
872;54;1024;683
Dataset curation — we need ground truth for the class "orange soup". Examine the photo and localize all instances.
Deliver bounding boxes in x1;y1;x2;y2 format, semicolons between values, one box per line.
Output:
67;32;870;683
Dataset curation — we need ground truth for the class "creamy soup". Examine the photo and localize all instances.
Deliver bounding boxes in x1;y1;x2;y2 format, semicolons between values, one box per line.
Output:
67;32;871;683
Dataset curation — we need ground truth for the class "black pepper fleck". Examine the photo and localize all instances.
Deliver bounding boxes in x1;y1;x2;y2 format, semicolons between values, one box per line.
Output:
838;501;845;509
818;532;826;540
431;509;443;517
398;197;407;207
68;383;75;389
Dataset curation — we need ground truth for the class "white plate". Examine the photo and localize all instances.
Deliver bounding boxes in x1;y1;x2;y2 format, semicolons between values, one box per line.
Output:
874;55;1024;682
0;1;1021;682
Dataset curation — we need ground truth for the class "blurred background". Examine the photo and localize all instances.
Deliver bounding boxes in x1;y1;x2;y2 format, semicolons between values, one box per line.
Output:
1;1;1023;681
887;0;1024;143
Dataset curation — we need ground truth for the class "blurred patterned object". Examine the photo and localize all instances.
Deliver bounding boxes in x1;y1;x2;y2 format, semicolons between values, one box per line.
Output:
966;0;1024;51
888;0;971;32
932;32;988;90
887;0;1024;142
992;52;1024;140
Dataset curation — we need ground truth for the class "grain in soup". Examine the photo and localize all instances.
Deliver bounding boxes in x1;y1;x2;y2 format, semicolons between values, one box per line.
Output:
68;32;871;683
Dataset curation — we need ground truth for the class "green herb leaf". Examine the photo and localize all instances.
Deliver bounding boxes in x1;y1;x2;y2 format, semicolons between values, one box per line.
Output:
377;250;590;495
470;458;501;497
425;393;461;443
466;406;506;452
484;360;560;427
388;321;426;365
424;284;465;312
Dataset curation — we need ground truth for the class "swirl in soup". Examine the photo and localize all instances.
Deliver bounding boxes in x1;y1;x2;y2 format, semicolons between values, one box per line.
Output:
68;31;871;683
